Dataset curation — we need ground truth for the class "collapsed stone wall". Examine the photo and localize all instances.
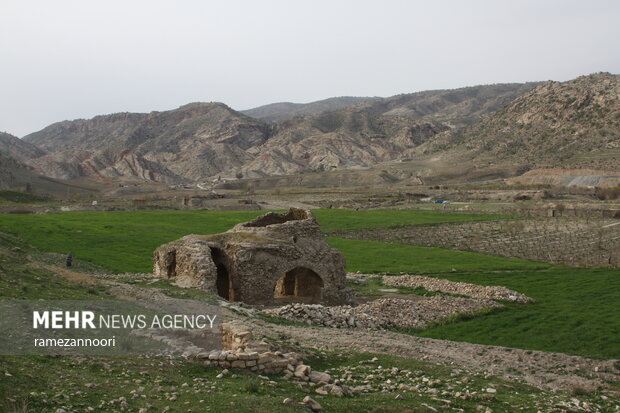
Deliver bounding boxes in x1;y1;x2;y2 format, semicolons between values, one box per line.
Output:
198;322;299;374
264;296;501;329
134;321;339;386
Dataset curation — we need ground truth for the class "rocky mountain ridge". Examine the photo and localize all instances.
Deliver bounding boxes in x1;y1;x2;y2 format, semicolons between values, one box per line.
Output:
421;73;620;171
21;103;446;182
9;74;619;185
243;83;540;128
241;96;381;122
24;103;272;182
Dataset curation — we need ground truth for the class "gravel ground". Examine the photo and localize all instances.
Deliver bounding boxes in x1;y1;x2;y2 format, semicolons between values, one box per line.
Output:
249;316;620;392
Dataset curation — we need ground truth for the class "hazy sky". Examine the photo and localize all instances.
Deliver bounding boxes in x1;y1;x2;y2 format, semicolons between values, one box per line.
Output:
1;0;619;137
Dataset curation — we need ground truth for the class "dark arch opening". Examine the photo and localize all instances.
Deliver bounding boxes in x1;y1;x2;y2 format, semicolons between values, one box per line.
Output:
166;251;176;278
274;267;323;303
211;248;231;300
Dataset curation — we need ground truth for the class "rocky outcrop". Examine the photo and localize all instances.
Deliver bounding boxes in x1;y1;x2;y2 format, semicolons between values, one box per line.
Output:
423;72;620;170
153;208;352;305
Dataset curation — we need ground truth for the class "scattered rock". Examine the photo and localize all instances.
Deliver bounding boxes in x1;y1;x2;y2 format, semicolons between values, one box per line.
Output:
309;371;332;384
295;364;311;379
302;396;322;412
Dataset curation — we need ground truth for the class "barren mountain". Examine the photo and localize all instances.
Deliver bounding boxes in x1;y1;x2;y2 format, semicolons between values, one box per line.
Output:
22;104;447;183
240;109;447;177
241;97;380;122
243;83;539;128
0;132;46;162
0;133;95;196
422;73;620;171
20;75;615;185
24;103;272;182
360;83;540;128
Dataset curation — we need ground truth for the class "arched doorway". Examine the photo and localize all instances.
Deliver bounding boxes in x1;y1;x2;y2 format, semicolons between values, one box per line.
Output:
211;248;231;300
274;267;323;303
166;251;177;278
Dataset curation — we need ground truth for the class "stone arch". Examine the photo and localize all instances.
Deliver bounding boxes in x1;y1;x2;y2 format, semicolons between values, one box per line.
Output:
274;267;323;303
211;247;232;300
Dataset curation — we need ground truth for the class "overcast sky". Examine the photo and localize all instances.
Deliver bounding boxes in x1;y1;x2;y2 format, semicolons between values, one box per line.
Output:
1;0;619;137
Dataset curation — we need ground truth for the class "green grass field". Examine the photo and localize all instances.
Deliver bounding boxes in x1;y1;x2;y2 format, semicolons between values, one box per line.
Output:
0;209;618;359
401;267;620;359
313;208;511;232
328;238;549;273
332;237;618;359
0;210;266;273
0;209;508;273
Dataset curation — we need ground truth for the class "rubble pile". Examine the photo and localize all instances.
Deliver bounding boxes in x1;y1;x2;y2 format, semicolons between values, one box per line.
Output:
264;296;501;329
382;275;533;303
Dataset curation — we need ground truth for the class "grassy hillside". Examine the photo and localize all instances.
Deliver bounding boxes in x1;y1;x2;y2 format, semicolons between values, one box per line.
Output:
5;235;573;413
1;350;574;413
2;241;613;410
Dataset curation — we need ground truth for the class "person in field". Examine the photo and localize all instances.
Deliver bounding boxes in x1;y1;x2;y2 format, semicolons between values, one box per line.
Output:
66;252;73;267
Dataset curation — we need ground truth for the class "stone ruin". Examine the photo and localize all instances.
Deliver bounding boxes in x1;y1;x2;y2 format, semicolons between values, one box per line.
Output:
153;208;352;305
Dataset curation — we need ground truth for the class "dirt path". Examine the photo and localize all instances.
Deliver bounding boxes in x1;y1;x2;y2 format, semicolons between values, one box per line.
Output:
37;264;99;284
248;316;620;392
